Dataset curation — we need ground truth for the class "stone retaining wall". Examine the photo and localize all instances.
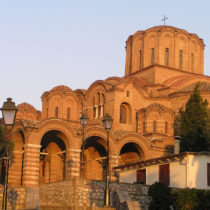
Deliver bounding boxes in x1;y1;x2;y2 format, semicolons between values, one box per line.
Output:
40;179;150;209
0;186;26;210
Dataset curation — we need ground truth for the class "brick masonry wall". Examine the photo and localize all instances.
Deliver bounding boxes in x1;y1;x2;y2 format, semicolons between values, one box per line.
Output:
39;179;150;209
0;186;26;210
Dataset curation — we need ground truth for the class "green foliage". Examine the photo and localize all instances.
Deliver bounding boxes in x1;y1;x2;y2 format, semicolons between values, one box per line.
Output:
0;125;14;158
172;188;210;210
179;83;209;152
148;182;172;210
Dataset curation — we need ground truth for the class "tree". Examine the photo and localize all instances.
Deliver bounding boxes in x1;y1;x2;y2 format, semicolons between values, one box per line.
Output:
0;125;14;184
179;83;209;152
148;182;173;210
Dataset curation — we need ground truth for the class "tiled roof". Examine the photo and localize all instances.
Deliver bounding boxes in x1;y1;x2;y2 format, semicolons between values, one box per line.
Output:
113;152;210;171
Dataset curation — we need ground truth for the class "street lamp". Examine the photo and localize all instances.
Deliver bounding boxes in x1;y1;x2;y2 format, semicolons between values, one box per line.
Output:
1;98;18;210
80;114;88;179
102;114;113;207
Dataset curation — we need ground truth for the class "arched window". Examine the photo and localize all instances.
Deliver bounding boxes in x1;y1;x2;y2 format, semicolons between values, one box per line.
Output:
120;102;131;124
139;50;143;69
120;105;127;124
46;108;48;118
93;97;96;118
67;107;70;120
55;107;58;118
153;121;157;133
165;122;168;135
151;48;154;65
191;53;194;72
98;92;101;117
179;50;183;69
102;94;105;116
165;48;169;66
143;122;146;134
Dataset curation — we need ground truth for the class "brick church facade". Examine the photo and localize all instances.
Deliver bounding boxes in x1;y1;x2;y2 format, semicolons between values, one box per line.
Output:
5;25;210;187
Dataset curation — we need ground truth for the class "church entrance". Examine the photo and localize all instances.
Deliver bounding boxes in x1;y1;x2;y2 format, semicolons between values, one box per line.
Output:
39;130;66;184
82;136;107;180
119;142;144;165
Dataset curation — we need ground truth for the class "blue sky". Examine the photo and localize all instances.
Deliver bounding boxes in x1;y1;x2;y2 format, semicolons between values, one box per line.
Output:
0;0;210;110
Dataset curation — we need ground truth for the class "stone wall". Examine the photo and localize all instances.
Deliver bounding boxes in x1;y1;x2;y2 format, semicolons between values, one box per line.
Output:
0;186;26;210
40;179;150;209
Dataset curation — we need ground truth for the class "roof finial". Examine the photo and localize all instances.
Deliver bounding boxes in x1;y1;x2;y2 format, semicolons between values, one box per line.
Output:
161;15;168;26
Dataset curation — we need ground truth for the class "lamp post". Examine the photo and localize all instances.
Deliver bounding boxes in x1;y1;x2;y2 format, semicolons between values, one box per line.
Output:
102;114;113;207
1;98;18;210
80;114;88;179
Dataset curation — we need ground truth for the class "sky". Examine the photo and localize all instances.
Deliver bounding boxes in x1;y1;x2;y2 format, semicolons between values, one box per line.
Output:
0;0;210;111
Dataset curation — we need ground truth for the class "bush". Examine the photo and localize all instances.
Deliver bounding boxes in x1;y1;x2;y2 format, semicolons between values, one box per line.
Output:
172;188;210;210
148;182;172;210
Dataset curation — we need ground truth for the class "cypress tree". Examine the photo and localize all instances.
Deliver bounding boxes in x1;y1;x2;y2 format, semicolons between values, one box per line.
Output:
179;83;209;152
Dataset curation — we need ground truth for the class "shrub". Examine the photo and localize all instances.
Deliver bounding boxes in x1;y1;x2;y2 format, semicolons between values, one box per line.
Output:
148;182;172;210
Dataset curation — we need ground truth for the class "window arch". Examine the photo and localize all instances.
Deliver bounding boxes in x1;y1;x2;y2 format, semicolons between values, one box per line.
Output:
191;53;194;72
153;121;157;133
165;48;169;66
165;122;168;135
151;48;154;65
93;97;97;118
139;50;143;69
67;107;70;120
120;102;131;124
179;50;183;69
55;107;59;118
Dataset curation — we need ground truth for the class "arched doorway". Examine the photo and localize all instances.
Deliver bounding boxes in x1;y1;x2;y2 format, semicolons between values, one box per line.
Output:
40;130;67;184
119;142;145;165
7;130;25;186
82;136;107;180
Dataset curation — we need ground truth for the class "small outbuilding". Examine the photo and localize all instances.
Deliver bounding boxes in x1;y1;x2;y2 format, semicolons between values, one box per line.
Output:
113;152;210;190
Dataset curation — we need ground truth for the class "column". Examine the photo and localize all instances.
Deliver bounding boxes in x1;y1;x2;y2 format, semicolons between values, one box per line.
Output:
8;150;24;186
65;149;81;179
22;144;41;186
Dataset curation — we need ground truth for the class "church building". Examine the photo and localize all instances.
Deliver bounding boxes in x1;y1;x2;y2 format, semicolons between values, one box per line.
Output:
5;25;210;187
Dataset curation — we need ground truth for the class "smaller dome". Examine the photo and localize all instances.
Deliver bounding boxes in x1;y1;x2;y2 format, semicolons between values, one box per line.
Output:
17;102;37;111
50;85;72;92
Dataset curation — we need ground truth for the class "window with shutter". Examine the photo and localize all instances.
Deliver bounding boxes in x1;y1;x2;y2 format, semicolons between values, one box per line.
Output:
207;163;210;186
159;164;170;186
136;169;146;184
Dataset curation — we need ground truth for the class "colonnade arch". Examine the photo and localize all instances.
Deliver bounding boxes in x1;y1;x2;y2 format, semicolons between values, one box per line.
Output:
81;136;107;180
8;129;25;186
39;130;67;184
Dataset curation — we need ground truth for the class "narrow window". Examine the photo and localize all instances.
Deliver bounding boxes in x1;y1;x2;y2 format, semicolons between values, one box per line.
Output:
67;107;70;120
191;53;194;72
137;169;146;184
143;122;146;134
120;105;127;124
102;94;105;117
151;48;154;65
165;48;169;66
179;50;183;69
93;97;96;118
207;163;210;186
55;107;58;118
98;93;100;117
153;121;157;133
165;122;168;135
159;164;170;186
126;91;130;97
98;105;101;117
139;50;143;69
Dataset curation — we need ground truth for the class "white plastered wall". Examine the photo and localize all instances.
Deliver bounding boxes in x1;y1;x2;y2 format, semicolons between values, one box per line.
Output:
187;154;210;189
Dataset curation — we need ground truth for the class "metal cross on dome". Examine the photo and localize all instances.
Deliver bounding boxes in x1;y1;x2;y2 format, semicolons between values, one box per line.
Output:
161;15;168;26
